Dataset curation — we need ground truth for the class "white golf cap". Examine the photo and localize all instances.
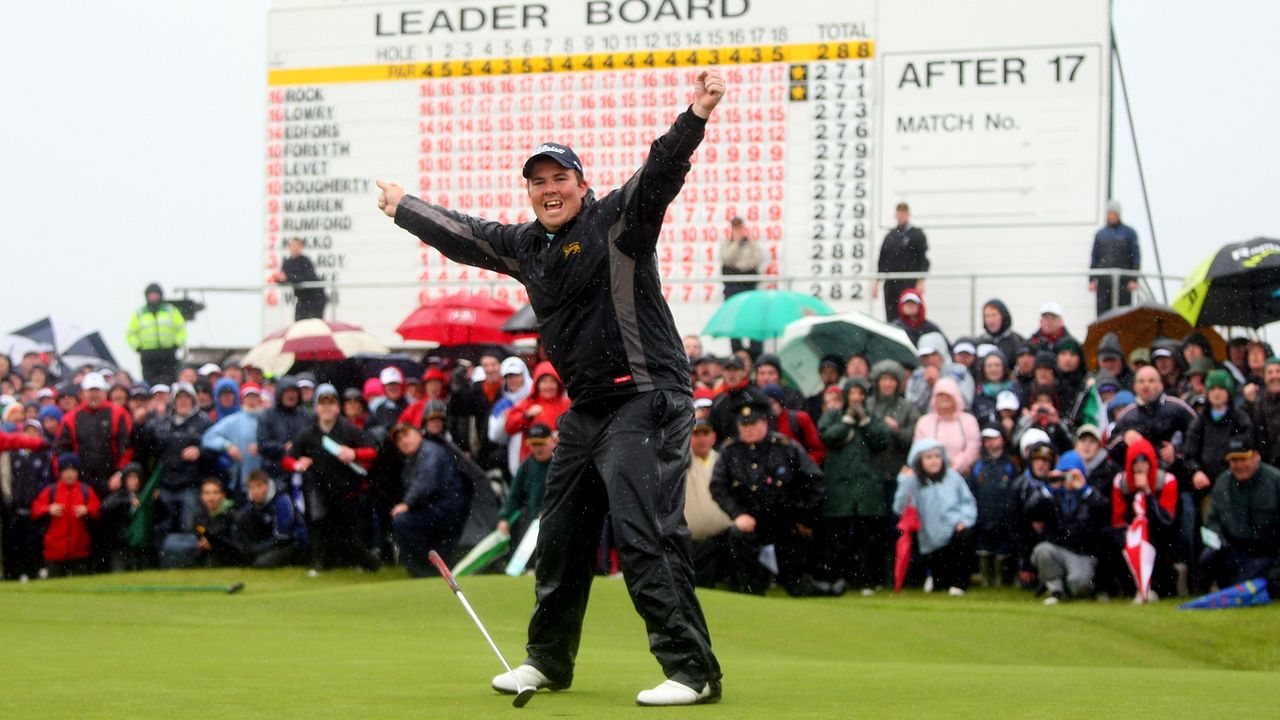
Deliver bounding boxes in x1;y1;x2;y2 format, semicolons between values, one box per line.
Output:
917;345;941;357
80;372;109;392
953;341;976;356
470;366;487;383
693;397;714;410
976;343;1001;359
1019;428;1052;458
1039;301;1063;317
900;290;923;305
296;378;315;389
1151;348;1175;359
150;383;171;395
996;390;1020;412
198;363;221;376
980;427;1003;439
379;366;404;385
35;388;55;400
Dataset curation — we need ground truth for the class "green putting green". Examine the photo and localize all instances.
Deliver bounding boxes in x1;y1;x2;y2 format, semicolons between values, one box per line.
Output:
1;569;1276;719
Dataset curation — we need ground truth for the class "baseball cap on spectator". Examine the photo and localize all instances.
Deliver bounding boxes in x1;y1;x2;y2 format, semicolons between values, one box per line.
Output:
1015;344;1035;359
379;367;404;386
422;367;448;384
737;398;769;424
1075;424;1102;441
693;417;714;433
1039;301;1063;317
900;290;923;306
694;354;719;366
1150;347;1175;361
23;418;42;432
314;383;339;401
198;363;221;376
150;383;171;396
1224;434;1256;460
129;385;148;399
980;425;1003;440
172;382;196;399
693;396;714;412
917;345;941;359
1019;428;1052;458
723;356;745;371
423;399;448;420
57;452;80;472
996;390;1020;412
953;340;977;356
296;378;316;390
526;423;554;445
81;372;109;392
976;343;1001;359
240;383;262;399
522;142;584;178
1128;348;1151;367
760;384;787;404
755;354;782;371
1108;390;1136;414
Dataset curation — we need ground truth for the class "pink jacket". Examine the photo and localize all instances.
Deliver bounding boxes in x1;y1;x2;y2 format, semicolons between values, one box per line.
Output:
912;378;981;475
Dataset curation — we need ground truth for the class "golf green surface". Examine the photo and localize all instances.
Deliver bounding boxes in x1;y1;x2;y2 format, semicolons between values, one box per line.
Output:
2;569;1277;719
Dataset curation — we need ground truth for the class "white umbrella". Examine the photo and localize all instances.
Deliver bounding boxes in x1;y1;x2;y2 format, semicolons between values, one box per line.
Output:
242;319;388;376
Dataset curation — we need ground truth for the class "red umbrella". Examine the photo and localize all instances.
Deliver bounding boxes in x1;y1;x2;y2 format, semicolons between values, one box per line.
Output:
396;292;528;346
894;496;921;593
242;319;389;375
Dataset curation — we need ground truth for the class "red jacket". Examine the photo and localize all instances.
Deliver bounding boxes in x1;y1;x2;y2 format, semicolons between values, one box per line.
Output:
31;481;101;562
56;401;132;486
504;362;570;464
0;431;45;452
1111;437;1179;527
775;409;826;466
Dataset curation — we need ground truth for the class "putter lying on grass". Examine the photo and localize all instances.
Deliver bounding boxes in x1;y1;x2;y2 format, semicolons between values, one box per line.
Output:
428;550;534;709
89;582;245;594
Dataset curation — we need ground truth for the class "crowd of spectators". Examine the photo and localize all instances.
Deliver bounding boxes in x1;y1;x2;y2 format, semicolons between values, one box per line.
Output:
3;289;1277;603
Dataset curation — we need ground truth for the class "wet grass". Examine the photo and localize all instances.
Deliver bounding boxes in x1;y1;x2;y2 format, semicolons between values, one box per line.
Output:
1;569;1276;718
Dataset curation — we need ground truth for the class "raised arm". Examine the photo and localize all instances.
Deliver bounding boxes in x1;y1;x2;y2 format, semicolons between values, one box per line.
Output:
377;180;526;281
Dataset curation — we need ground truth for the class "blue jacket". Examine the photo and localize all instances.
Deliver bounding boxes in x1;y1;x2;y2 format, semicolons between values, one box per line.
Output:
202;409;263;492
402;437;467;519
1090;222;1140;273
894;438;978;555
213;378;240;419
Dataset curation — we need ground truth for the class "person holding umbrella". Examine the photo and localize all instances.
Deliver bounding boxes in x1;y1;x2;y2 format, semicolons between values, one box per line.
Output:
376;69;726;705
893;438;978;595
1109;437;1179;602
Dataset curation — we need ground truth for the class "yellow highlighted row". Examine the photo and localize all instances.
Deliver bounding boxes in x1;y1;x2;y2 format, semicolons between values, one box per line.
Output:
268;41;874;86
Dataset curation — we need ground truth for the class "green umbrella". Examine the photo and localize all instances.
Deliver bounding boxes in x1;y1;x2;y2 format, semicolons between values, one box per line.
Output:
1173;237;1280;328
778;312;919;395
702;290;835;341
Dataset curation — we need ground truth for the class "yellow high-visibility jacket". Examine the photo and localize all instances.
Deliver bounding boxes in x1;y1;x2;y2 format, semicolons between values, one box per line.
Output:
127;303;186;351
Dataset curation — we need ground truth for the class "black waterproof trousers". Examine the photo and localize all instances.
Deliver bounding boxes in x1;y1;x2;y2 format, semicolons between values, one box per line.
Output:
524;390;721;689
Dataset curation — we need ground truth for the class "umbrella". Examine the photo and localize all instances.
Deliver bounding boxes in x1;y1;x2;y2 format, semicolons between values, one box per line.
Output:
1179;579;1271;610
501;304;540;334
893;496;920;593
1123;493;1157;604
397;292;529;345
1173;237;1280;328
242;319;388;376
702;290;835;341
9;316;119;370
1083;303;1225;370
777;312;919;395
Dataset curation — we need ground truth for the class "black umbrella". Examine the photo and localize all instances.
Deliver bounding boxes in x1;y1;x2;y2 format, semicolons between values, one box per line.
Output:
500;304;539;334
1173;237;1280;328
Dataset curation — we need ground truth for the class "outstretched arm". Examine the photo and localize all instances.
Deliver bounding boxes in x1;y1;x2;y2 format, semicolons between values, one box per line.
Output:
377;180;525;281
614;69;726;257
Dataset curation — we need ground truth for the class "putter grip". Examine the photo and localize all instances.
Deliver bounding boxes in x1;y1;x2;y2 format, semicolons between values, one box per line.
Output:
428;550;460;592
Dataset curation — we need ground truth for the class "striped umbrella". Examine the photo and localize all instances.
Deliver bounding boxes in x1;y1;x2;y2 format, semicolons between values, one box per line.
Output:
242;319;388;376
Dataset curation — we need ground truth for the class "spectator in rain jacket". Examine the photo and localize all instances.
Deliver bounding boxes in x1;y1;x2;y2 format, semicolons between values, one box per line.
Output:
906;333;974;415
503;361;569;467
1109;437;1179;597
202;383;266;500
818;378;892;591
969;426;1020;587
1027;452;1110;602
257;376;311;488
977;299;1024;367
763;384;825;466
147;382;214;534
866;360;920;490
210;377;240;421
31;453;101;575
893;438;978;594
891;289;947;348
55;372;132;497
913;378;981;476
3;423;53;580
487;357;533;478
1184;370;1255;498
233;470;300;569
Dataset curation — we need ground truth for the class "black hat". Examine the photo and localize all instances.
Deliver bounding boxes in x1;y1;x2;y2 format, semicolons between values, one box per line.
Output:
341;387;364;402
693;354;719;366
1016;344;1035;358
819;354;843;371
737;399;769;424
1224;434;1256;460
755;354;782;371
522;142;584;178
1034;351;1057;369
723;356;745;371
145;282;163;298
526;423;554;445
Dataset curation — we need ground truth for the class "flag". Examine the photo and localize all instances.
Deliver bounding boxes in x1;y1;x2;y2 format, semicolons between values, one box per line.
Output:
1080;385;1106;430
504;517;540;576
1180;579;1271;610
123;467;164;548
1123;493;1157;603
453;522;514;576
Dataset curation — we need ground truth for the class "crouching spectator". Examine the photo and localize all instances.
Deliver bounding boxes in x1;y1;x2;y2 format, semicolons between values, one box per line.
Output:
388;423;468;577
31;453;101;577
1110;437;1179;601
1199;436;1280;589
893;439;978;596
1029;453;1109;604
711;400;845;597
683;418;732;588
101;463;152;571
234;470;302;568
193;479;239;567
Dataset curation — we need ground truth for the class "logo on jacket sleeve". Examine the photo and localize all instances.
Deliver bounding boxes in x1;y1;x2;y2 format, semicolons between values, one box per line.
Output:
613;375;633;384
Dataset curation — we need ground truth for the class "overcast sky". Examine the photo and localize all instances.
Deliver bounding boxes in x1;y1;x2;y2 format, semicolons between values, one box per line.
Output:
2;0;1277;373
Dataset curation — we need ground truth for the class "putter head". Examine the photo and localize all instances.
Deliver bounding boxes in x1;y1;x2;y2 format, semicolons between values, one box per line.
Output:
226;582;245;594
512;687;535;708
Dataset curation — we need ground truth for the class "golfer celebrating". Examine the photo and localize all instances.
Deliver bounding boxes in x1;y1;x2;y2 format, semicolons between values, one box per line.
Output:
377;69;725;706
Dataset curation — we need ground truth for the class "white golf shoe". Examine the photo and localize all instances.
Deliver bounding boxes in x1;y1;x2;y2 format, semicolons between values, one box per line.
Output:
635;679;721;706
491;664;564;695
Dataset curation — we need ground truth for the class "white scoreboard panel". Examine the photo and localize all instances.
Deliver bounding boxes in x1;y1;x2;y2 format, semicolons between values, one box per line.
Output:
264;0;1110;344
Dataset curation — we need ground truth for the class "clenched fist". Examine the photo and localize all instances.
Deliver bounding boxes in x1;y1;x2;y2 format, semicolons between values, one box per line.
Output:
376;180;405;218
692;69;726;119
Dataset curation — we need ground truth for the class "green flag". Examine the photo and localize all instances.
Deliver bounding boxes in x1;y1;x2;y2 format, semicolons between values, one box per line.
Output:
1080;386;1106;430
123;467;164;548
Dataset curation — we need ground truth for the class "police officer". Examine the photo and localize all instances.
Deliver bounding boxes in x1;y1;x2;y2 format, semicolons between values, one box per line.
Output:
377;70;727;706
126;283;186;385
710;399;847;597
